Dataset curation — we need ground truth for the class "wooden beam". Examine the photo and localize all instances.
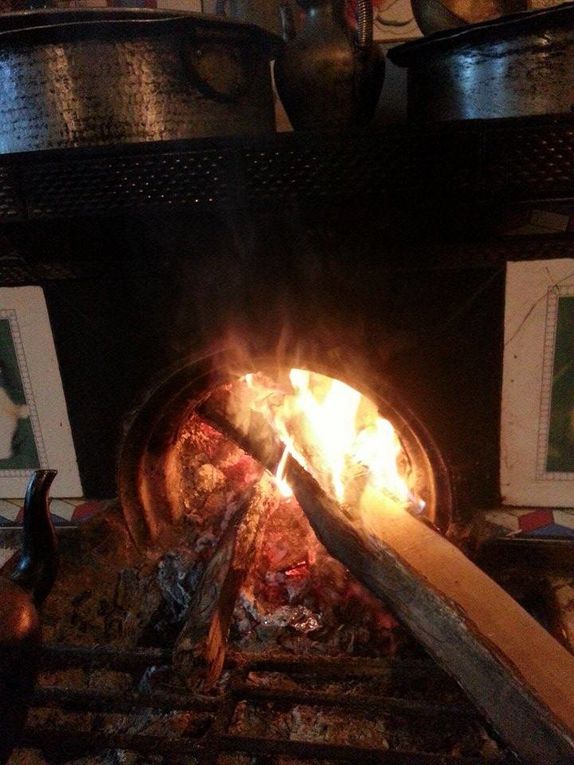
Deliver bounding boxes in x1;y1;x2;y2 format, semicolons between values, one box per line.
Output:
201;403;574;765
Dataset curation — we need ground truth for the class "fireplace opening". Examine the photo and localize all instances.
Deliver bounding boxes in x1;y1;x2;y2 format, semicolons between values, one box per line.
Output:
117;355;453;678
12;351;574;764
14;352;517;765
119;352;453;550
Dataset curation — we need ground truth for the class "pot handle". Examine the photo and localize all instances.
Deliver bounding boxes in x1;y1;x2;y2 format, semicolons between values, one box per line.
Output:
355;0;373;50
183;36;255;103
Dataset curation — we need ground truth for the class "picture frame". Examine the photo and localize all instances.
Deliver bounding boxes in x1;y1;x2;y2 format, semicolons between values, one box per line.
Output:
501;258;574;507
0;287;81;497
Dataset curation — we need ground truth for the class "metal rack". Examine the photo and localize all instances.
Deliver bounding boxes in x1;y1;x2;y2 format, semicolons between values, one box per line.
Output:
19;643;518;764
1;114;574;222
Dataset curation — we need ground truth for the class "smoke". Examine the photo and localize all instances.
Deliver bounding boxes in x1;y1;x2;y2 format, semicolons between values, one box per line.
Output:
164;205;411;388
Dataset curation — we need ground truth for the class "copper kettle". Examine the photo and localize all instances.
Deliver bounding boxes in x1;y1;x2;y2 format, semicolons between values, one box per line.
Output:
0;469;58;764
274;0;385;131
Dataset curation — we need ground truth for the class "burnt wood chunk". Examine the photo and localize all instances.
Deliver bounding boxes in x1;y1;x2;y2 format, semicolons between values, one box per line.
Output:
201;404;574;765
174;475;277;687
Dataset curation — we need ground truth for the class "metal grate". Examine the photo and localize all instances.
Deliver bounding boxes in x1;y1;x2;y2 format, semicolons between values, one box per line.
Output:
485;122;574;195
22;149;232;219
17;643;519;764
0;165;22;218
0;115;574;222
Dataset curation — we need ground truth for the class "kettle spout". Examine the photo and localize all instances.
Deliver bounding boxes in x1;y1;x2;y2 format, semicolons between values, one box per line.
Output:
10;469;58;607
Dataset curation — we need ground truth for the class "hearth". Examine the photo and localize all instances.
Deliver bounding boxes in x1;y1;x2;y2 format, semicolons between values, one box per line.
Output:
6;370;570;763
119;353;453;546
2;118;574;765
9;405;518;764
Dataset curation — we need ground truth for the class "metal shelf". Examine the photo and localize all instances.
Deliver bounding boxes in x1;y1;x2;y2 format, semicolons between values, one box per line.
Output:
1;113;574;222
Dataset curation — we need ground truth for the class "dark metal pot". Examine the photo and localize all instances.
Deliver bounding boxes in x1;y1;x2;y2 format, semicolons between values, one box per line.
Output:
0;8;280;154
388;2;574;121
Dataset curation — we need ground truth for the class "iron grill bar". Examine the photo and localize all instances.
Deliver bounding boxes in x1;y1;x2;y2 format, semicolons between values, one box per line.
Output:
232;684;476;719
31;683;474;720
218;735;513;763
20;728;206;757
40;643;440;678
241;653;442;678
25;643;513;765
32;686;220;713
20;728;507;764
40;643;172;672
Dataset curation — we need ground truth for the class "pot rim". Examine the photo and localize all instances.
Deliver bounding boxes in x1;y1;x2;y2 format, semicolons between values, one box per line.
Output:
388;0;574;65
0;7;282;54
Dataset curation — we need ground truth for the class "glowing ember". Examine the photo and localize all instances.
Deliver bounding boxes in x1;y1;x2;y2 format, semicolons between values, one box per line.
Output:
238;369;416;512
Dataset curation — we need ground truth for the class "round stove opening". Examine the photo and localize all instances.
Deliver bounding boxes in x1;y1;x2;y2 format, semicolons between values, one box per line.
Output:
119;355;452;549
210;368;436;526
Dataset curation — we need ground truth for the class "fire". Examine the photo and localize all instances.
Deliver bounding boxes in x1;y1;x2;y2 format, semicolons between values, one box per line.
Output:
239;369;416;512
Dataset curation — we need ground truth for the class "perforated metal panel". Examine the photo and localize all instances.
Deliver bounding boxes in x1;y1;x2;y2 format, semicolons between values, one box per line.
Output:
22;149;233;219
485;121;574;195
0;115;574;222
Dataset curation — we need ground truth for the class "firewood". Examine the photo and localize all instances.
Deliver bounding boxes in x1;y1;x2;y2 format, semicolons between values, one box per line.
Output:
200;401;574;765
174;475;277;688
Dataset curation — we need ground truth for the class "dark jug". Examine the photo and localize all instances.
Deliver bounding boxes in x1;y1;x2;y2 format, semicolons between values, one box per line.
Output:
0;469;58;764
274;0;385;131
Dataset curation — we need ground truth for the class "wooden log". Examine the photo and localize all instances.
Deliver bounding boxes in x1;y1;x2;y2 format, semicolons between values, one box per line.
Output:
200;403;574;765
174;475;277;687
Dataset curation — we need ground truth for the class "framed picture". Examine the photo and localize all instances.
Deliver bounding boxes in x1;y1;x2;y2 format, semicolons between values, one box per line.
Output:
0;287;81;497
501;258;574;507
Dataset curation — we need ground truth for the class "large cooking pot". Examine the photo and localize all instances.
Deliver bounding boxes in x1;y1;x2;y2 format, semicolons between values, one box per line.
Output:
0;8;280;153
388;2;574;121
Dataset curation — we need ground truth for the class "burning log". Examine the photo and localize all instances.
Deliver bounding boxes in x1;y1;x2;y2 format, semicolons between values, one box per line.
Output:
201;401;574;765
174;475;277;687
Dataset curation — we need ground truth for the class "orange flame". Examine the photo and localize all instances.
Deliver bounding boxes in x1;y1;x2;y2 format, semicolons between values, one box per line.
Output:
240;369;413;512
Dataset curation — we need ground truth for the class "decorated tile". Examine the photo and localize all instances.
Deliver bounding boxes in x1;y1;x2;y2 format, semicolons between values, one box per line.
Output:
526;523;574;538
518;509;556;534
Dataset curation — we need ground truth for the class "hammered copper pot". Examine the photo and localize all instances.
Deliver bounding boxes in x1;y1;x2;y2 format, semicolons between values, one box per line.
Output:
0;8;280;154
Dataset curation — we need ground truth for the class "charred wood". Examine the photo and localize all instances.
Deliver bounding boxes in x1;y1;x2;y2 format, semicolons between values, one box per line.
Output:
174;476;277;687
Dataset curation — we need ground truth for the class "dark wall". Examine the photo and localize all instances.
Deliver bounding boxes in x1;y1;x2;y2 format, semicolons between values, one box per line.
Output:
4;206;505;511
